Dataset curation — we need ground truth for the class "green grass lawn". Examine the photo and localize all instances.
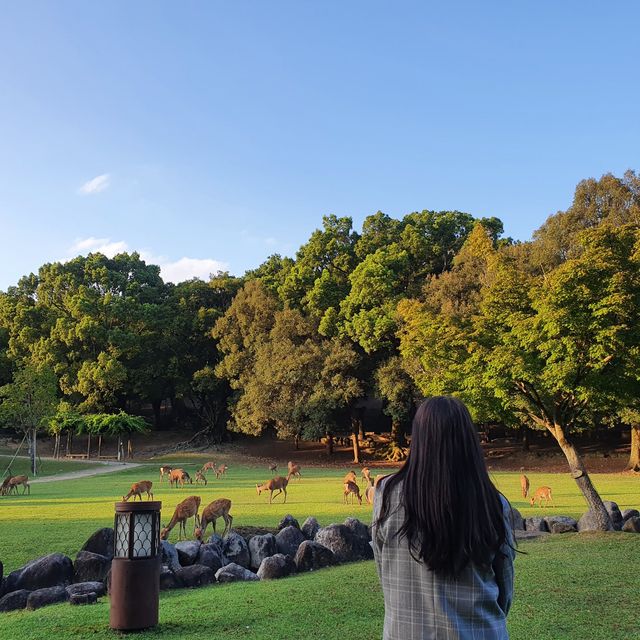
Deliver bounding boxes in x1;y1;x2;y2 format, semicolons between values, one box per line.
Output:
0;534;638;640
0;455;102;479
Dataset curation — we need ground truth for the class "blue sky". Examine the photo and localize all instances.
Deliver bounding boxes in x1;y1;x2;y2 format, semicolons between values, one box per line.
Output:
1;1;639;289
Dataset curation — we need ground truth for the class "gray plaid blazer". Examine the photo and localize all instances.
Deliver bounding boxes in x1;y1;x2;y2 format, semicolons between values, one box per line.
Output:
372;478;515;640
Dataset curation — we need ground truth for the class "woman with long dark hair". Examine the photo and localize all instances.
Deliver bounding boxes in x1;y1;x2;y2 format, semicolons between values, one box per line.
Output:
372;396;515;639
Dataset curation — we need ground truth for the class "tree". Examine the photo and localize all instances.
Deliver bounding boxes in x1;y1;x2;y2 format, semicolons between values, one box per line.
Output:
0;363;58;474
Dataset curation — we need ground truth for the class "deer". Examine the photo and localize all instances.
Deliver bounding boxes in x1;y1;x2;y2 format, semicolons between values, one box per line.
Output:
7;475;30;495
364;477;375;505
520;474;530;499
0;475;13;496
344;480;362;505
361;467;372;487
160;496;202;541
159;466;173;482
194;498;233;540
344;470;357;484
200;461;217;475
122;480;153;501
269;462;278;475
195;470;208;486
287;461;302;480
169;468;191;488
256;475;290;504
530;486;553;508
215;464;228;479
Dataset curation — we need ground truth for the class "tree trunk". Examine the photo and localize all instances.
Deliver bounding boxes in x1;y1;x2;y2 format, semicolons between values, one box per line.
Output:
152;399;162;428
86;434;91;459
127;439;133;459
97;435;102;458
325;433;334;456
66;431;72;456
117;436;123;462
31;428;37;476
359;422;365;441
294;434;300;450
626;424;640;472
351;432;361;464
520;424;530;451
391;420;405;448
550;424;612;530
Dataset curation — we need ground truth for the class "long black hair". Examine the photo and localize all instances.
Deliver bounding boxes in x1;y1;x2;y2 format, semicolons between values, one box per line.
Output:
376;396;508;578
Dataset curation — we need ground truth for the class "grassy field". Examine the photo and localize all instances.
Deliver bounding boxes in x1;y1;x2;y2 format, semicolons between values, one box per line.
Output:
0;455;102;479
0;455;638;572
0;534;638;640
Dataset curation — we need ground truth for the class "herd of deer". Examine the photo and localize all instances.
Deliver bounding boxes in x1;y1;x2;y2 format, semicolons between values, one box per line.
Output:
343;467;378;506
0;474;30;496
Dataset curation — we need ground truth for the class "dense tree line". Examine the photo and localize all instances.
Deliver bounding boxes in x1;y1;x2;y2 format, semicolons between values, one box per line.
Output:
1;171;639;527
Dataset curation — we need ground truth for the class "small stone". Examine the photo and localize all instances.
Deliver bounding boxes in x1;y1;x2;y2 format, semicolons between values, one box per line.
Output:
256;554;296;580
544;516;577;534
215;563;259;583
66;582;106;598
26;585;68;610
622;516;640;533
175;541;201;567
69;592;98;606
524;517;549;532
0;589;30;613
175;565;215;588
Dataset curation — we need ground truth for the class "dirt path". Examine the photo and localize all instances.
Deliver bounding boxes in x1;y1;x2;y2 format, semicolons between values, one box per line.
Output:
31;460;144;484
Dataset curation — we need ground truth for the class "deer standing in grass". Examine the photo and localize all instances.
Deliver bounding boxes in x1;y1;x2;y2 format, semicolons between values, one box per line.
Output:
520;474;530;499
361;467;371;487
194;498;233;540
160;496;202;541
0;476;13;495
215;464;228;479
344;470;357;484
169;468;191;488
200;461;216;475
122;480;153;501
364;478;375;505
344;480;362;505
256;475;290;504
8;475;30;495
269;463;278;475
287;461;302;480
159;466;173;482
195;470;208;485
530;486;553;508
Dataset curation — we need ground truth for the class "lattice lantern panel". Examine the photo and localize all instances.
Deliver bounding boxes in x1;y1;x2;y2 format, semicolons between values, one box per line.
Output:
114;513;131;558
132;513;154;557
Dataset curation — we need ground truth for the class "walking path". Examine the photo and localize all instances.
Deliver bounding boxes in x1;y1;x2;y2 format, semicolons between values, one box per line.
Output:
31;460;144;484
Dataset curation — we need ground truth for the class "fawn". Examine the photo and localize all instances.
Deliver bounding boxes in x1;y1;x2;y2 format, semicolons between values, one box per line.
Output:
343;480;362;505
256;475;290;504
520;474;530;499
530;486;553;508
122;480;153;501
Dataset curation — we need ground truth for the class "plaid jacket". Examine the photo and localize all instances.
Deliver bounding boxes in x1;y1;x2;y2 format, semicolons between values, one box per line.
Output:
372;479;515;640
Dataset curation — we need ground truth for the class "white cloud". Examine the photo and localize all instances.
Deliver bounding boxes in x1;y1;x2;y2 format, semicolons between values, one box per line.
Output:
66;237;228;283
78;174;110;195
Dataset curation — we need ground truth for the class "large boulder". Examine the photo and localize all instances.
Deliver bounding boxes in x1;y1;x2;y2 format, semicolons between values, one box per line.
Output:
159;566;179;590
26;585;68;610
0;589;30;613
622;516;640;533
277;515;300;530
544;516;577;534
578;508;616;532
0;560;3;584
222;533;250;569
73;551;111;583
215;563;259;583
161;541;181;572
175;565;215;589
207;534;225;552
294;541;337;572
603;501;623;531
315;524;372;563
66;582;106;599
4;553;74;593
248;534;277;571
301;517;320;540
197;544;224;573
70;592;98;606
80;528;114;559
275;526;305;557
622;509;640;522
524;517;549;533
257;554;296;580
175;541;201;567
508;508;525;531
344;519;374;560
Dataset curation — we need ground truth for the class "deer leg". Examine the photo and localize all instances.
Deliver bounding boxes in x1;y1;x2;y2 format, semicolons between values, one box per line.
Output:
283;487;287;503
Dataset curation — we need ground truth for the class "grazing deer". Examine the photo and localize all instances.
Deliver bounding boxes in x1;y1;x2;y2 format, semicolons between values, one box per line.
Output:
160;496;202;541
215;464;228;479
256;475;290;504
530;486;553;508
520;474;530;499
344;470;357;484
195;498;233;540
122;480;153;501
169;468;191;488
7;475;30;495
0;476;12;496
269;462;278;475
361;467;372;487
159;466;173;482
200;461;217;475
343;480;362;505
195;470;208;486
287;461;302;480
365;478;375;505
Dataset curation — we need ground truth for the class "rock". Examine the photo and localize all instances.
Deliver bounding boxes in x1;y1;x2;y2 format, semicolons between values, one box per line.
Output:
215;563;259;583
294;541;337;572
0;589;30;613
277;514;300;530
80;528;114;559
603;501;623;530
66;582;106;598
524;517;549;533
315;524;373;563
175;541;201;567
197;544;224;573
159;566;179;590
508;508;525;531
622;516;640;533
344;518;372;543
301;517;320;540
207;534;225;552
544;516;578;534
622;509;640;522
161;541;181;572
175;565;215;588
257;554;295;580
514;530;550;541
222;533;250;569
578;509;616;532
26;585;68;610
4;553;74;593
73;551;111;583
0;560;3;584
70;592;98;606
248;534;277;571
275;526;305;557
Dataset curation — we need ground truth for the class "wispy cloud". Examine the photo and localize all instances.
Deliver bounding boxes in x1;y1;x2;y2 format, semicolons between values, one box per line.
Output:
78;173;111;195
66;237;228;283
